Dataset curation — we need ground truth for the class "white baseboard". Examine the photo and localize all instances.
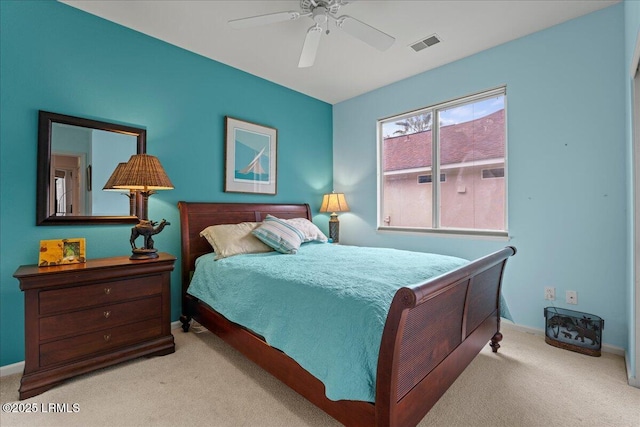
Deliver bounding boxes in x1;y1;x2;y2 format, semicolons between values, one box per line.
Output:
624;350;640;388
0;361;24;377
0;321;185;378
170;320;182;330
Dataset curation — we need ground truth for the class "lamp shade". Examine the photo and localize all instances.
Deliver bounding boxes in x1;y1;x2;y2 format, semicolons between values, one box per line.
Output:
102;162;130;190
319;192;350;213
114;154;174;191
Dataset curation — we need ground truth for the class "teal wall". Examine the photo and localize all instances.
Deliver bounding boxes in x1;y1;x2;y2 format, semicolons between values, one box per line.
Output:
0;1;332;365
333;5;629;349
624;0;640;380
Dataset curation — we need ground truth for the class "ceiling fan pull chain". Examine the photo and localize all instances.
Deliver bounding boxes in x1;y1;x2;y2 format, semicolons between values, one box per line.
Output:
325;12;330;34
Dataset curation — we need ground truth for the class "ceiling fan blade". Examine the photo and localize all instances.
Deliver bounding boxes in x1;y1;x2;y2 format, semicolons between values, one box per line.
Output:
228;11;301;29
335;15;395;51
298;25;323;68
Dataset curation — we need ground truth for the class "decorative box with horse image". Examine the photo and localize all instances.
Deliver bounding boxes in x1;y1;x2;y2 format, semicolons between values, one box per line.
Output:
38;238;86;267
544;307;603;356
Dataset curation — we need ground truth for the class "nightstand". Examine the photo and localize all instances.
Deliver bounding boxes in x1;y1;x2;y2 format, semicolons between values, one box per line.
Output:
13;253;176;400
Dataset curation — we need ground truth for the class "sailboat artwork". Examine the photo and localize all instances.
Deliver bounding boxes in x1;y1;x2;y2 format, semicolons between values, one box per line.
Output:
225;117;277;195
235;144;269;183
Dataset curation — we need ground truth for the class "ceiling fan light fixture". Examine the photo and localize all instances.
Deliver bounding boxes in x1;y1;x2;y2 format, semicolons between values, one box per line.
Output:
312;6;329;24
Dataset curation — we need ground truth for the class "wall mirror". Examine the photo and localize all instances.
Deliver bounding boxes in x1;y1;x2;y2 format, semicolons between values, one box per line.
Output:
37;111;146;225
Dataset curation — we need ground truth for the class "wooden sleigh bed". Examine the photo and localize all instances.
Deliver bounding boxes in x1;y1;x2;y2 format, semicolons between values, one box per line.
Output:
178;201;516;427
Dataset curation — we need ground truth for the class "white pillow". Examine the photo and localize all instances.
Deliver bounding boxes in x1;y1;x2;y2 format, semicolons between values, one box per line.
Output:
200;222;273;260
252;215;304;254
285;217;328;243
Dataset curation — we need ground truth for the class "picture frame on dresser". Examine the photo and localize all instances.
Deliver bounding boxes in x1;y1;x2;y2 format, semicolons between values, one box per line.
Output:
224;116;277;195
38;238;86;266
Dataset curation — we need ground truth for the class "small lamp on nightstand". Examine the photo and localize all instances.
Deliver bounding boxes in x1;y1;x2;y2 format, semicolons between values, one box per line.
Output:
319;192;350;243
114;154;174;260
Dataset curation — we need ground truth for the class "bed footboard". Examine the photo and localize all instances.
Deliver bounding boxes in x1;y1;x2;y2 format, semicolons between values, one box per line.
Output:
376;246;516;427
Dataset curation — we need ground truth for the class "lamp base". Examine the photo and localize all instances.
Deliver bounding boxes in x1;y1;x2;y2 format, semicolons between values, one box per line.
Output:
329;214;340;243
130;248;159;260
129;218;170;260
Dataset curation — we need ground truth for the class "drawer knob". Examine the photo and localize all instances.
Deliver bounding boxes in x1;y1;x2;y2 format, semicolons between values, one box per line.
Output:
104;288;111;295
103;334;111;342
103;311;111;319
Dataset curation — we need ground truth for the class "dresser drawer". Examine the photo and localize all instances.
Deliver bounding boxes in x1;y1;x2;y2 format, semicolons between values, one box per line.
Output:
39;276;162;315
39;296;161;341
40;318;163;367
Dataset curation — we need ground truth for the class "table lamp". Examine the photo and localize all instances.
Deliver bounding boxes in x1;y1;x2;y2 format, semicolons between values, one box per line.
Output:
114;154;174;259
319;192;349;243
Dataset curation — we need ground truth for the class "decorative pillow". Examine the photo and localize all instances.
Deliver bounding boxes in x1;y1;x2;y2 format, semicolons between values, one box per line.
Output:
252;215;305;254
285;217;328;243
200;222;273;260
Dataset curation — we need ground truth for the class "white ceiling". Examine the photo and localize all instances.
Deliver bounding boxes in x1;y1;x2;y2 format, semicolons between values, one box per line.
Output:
61;0;618;104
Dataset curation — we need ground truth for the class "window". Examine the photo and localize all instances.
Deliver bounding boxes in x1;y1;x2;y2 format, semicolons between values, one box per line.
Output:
378;87;507;236
417;174;446;184
482;168;505;179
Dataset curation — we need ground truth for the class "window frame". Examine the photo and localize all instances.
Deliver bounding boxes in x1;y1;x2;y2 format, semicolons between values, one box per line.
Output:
377;86;508;238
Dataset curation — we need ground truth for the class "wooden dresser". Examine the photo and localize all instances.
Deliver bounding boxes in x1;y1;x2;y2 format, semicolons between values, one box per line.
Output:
13;253;176;400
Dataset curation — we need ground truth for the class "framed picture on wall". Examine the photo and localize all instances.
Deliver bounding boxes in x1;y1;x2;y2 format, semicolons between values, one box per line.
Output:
224;116;277;195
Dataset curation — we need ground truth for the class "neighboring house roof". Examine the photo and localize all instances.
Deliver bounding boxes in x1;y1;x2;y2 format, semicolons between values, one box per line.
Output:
383;109;505;172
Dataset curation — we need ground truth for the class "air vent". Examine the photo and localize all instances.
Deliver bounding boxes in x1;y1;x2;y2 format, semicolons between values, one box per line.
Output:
410;34;441;52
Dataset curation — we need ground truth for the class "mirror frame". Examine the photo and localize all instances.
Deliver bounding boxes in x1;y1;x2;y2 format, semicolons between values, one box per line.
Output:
37;110;146;225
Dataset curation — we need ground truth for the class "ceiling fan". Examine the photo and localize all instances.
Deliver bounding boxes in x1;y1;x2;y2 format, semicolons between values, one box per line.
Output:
228;0;395;68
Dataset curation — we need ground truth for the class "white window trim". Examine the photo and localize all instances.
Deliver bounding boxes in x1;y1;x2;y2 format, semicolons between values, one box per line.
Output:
377;226;509;240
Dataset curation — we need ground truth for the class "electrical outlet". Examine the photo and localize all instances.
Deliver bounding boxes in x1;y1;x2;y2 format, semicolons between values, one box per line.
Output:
566;290;578;304
544;286;555;301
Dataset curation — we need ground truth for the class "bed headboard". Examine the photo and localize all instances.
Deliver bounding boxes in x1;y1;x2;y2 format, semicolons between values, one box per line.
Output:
177;202;312;299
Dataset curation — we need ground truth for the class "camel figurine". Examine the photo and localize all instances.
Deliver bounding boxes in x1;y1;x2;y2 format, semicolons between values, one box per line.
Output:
130;219;170;259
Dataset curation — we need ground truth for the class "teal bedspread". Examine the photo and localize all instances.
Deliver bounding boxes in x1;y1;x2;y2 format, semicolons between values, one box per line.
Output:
187;242;468;402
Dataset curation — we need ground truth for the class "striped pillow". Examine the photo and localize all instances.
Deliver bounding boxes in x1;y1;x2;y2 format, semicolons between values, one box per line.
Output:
252;215;304;254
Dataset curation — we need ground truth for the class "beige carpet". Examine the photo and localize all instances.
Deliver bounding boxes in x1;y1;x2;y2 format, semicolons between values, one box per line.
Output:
1;323;638;427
